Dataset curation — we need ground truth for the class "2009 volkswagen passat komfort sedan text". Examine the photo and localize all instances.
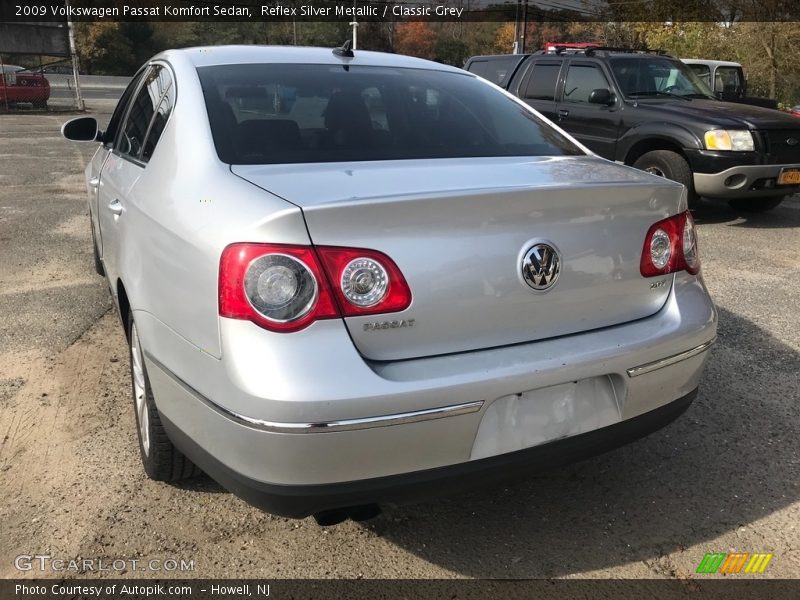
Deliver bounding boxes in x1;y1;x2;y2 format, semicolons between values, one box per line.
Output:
62;46;717;523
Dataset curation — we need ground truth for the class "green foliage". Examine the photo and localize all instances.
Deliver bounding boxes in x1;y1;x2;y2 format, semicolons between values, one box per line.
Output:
435;38;470;67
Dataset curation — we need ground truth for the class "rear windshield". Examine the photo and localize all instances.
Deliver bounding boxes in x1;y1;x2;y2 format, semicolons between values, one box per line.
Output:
197;64;582;165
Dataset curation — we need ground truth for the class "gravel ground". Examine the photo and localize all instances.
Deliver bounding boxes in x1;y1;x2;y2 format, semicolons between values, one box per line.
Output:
0;110;798;580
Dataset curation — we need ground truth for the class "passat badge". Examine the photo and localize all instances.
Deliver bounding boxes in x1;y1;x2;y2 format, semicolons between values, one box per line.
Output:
363;319;415;332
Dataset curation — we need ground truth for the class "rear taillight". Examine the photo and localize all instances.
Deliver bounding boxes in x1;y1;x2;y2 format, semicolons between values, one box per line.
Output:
219;244;338;332
219;243;412;332
640;211;700;277
316;247;412;316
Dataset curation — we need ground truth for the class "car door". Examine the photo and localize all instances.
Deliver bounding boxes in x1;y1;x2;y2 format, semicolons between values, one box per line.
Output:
555;60;621;158
89;69;146;259
97;63;174;294
515;59;562;123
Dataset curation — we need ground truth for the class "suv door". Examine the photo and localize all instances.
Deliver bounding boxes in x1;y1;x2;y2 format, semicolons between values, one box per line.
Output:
555;60;621;158
97;63;174;294
515;59;562;123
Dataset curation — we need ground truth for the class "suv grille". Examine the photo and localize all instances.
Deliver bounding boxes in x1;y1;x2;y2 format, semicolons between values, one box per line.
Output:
761;130;800;164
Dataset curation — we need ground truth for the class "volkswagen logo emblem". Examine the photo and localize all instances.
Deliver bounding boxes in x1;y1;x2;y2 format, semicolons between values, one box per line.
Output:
522;243;561;291
787;137;799;147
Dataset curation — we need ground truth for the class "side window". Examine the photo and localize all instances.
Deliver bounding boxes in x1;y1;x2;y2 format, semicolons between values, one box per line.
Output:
104;68;146;148
688;64;711;89
563;64;610;104
141;77;175;161
716;67;743;95
118;65;172;161
467;57;517;86
523;63;561;100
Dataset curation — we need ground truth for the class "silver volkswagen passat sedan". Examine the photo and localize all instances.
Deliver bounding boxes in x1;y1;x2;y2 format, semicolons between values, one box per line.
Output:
62;46;717;524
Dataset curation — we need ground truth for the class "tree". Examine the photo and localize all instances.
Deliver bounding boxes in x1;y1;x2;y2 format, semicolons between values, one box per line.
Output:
74;23;136;75
493;23;515;54
436;38;469;66
394;22;436;60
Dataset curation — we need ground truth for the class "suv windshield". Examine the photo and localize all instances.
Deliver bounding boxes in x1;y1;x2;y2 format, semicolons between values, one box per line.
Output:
610;57;714;100
197;64;583;165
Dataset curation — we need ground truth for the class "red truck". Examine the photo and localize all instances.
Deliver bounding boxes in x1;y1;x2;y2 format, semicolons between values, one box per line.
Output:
0;65;51;109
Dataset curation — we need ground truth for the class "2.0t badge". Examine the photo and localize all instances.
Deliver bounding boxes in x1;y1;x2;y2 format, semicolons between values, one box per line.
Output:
522;243;561;291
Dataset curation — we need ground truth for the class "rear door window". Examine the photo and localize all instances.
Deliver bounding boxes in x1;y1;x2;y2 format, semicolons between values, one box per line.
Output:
523;63;561;100
104;68;147;149
141;76;176;161
117;65;173;162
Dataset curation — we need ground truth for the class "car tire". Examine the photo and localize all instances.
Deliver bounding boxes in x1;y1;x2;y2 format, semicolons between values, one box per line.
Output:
90;221;104;276
728;195;785;213
633;150;698;207
128;313;201;482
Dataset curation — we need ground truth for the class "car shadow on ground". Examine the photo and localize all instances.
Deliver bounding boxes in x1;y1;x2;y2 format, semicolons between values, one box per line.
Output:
692;195;799;228
364;307;800;577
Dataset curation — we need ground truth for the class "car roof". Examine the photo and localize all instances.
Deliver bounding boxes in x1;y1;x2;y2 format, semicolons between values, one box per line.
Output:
472;51;677;62
155;45;466;75
682;59;742;68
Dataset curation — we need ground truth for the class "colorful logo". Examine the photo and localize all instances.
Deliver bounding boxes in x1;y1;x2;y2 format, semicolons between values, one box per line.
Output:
696;553;773;574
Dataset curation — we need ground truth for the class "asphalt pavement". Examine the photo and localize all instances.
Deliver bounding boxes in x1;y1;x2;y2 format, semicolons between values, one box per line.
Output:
0;109;798;580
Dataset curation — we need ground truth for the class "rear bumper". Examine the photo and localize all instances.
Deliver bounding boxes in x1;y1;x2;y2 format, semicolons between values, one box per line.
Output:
140;272;716;516
161;388;697;518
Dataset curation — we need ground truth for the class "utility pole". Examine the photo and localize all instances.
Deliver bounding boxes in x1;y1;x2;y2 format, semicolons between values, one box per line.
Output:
520;0;528;54
513;0;521;54
64;0;84;111
350;0;358;49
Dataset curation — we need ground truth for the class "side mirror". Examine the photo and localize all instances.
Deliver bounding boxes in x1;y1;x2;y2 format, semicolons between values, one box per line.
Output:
61;116;101;142
588;88;615;106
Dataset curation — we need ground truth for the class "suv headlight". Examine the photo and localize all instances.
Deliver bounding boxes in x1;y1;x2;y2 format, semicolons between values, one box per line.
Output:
704;129;755;151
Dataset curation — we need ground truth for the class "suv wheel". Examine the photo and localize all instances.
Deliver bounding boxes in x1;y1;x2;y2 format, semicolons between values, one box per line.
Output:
728;195;785;213
128;313;200;482
633;150;698;206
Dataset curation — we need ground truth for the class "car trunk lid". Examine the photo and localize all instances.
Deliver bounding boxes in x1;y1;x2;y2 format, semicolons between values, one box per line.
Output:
233;156;684;361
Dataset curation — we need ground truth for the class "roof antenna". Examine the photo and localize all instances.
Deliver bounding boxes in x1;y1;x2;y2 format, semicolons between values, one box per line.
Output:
333;39;354;58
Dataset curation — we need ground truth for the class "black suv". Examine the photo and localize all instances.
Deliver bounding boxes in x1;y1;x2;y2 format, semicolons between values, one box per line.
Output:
465;48;800;212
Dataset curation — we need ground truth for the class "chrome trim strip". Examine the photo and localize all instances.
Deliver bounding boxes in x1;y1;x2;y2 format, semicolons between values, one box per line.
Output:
145;352;483;434
626;338;716;378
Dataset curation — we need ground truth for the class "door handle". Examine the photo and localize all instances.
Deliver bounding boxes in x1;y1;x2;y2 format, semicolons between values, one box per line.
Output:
89;177;100;188
558;109;569;119
107;199;124;216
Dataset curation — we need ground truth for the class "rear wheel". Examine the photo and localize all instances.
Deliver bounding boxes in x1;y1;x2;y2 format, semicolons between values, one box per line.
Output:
728;195;785;213
128;313;200;482
633;150;698;207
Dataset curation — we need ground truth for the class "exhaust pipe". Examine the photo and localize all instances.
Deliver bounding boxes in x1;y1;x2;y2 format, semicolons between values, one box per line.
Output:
313;504;382;526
